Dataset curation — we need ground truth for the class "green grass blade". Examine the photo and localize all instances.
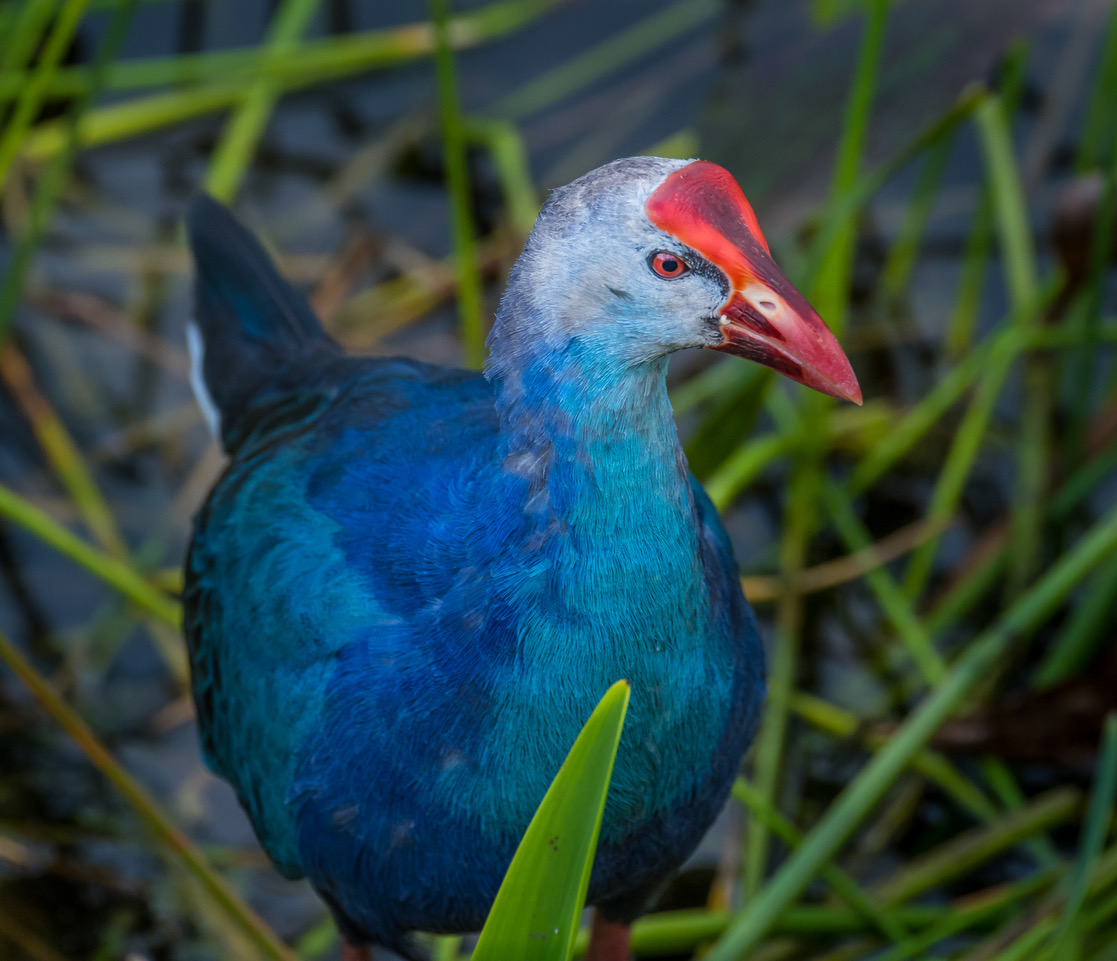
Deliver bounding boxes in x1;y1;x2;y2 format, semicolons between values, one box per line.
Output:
430;0;485;368
946;43;1027;359
974;91;1048;597
901;327;1020;597
0;482;180;626
1032;554;1117;687
745;0;892;898
848;322;1009;493
879;130;953;305
733;777;908;942
490;0;717;122
0;0;140;342
822;480;947;684
975;94;1038;308
0;626;297;961
0;0;90;188
705;432;793;511
809;0;890;330
796;85;986;296
1050;713;1117;952
466;118;538;236
1077;0;1117;171
0;0;58;76
874;787;1079;908
1;0;558;106
472;680;630;961
203;0;322;201
1067;168;1117;464
790;690;1001;822
947;183;995;359
707;502;1117;961
0;347;127;557
873;872;1054;961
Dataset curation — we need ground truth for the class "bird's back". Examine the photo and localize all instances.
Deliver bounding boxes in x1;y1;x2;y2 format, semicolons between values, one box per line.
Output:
184;353;500;874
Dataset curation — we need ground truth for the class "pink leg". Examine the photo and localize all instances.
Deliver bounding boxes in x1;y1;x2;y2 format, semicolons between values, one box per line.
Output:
585;911;631;961
341;939;371;961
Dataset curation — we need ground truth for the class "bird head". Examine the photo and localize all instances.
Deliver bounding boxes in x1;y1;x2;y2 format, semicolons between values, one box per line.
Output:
491;157;860;405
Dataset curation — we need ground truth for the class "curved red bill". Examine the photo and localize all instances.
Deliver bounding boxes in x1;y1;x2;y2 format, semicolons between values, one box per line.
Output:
647;161;861;405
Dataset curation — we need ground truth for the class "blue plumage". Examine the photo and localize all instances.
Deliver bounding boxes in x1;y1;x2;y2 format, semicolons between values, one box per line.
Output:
185;158;858;959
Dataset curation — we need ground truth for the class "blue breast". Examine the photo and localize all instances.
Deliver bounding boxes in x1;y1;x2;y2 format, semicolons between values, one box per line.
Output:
186;354;764;950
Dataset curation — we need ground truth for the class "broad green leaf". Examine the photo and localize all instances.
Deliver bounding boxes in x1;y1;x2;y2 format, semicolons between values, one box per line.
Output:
472;679;630;961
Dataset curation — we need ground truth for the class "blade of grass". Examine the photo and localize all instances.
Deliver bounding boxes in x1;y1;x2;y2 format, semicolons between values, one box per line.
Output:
976;93;1038;308
944;41;1028;359
572;899;1008;958
900;307;1031;597
0;0;58;77
903;93;1045;599
489;0;717;122
0;345;127;558
1031;555;1117;687
430;0;485;368
707;501;1117;961
789;690;1001;823
740;514;952;604
0;3;535;101
0;0;90;188
745;0;891;897
873;871;1055;961
975;92;1048;598
18;0;556;163
0;909;71;961
1077;0;1117;172
873;788;1080;908
706;433;793;510
466;119;537;236
431;935;462;960
809;0;890;330
733;778;908;942
0;627;297;961
472;681;630;961
1050;713;1117;953
927;385;1117;643
1067;166;1117;465
0;482;180;626
0;0;140;342
796;83;988;292
879;130;953;306
822;480;947;684
203;0;322;200
947;183;995;359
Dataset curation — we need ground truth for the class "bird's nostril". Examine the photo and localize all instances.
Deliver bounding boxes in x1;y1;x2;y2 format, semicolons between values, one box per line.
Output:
758;300;776;312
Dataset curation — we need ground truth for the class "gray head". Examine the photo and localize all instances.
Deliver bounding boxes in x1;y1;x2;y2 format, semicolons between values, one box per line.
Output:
486;156;860;404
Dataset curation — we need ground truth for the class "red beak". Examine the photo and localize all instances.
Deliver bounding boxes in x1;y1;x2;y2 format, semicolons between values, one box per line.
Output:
646;161;862;405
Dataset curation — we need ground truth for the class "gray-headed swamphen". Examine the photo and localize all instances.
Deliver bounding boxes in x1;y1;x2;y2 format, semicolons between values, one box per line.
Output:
183;157;861;961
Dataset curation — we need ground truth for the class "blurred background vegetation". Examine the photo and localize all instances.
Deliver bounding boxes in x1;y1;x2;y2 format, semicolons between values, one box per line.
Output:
1;0;1117;958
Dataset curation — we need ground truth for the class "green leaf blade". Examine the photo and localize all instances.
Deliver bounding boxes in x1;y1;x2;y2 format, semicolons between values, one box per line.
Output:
473;679;631;961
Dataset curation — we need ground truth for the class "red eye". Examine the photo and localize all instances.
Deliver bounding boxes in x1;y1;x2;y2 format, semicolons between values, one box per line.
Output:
650;251;689;279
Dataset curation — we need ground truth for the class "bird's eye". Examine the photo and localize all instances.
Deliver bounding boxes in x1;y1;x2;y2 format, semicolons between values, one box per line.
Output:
649;251;689;279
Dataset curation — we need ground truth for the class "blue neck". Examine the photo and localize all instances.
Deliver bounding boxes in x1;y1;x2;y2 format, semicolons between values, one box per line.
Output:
495;338;692;511
479;327;737;841
489;334;707;658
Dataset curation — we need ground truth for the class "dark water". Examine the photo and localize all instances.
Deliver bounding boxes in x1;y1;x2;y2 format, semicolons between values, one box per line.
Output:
0;0;1110;958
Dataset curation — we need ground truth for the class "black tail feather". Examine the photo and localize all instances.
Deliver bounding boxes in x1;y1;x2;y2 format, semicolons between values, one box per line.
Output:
185;194;340;446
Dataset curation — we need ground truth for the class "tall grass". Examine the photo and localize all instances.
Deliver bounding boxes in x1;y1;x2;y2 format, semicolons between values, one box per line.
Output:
1;1;1116;959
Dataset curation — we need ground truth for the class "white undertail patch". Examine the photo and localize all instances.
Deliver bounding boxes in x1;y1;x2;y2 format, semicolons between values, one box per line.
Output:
186;321;222;441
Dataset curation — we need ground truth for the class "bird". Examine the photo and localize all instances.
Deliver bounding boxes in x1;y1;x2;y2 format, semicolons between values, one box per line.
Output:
182;156;861;961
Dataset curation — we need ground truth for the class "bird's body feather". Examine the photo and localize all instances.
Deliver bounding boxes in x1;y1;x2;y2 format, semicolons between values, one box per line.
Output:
186;347;762;951
184;157;858;957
